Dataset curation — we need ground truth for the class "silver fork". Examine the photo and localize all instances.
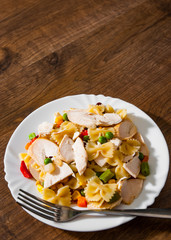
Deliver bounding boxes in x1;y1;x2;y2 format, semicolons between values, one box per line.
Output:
17;189;171;222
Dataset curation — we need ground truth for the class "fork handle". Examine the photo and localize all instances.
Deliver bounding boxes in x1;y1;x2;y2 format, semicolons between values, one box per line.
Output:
88;208;171;219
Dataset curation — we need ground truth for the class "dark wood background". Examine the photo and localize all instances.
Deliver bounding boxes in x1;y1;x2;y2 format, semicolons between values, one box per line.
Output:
0;0;170;239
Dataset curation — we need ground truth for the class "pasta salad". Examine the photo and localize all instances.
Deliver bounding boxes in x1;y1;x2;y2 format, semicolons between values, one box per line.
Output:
19;103;150;209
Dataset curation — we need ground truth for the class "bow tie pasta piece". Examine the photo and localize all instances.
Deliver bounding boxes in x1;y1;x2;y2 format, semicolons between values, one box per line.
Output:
105;104;115;113
56;185;71;206
107;150;124;166
113;159;131;179
43;186;71;206
86;142;99;160
85;176;118;202
100;198;122;209
87;161;108;172
87;198;104;209
119;139;141;155
86;141;114;160
51;122;78;144
88;104;105;115
67;176;80;189
99;183;118;202
76;168;96;186
116;109;127;119
84;176;102;201
43;188;57;204
88;127;115;141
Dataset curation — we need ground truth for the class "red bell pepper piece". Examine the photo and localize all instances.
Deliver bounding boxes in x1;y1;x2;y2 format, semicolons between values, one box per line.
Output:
80;129;88;139
77;196;87;207
20;161;32;178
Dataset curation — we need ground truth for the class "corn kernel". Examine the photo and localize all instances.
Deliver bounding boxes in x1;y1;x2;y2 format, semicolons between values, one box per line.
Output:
19;153;27;161
24;155;31;165
36;184;43;194
72;190;81;201
39;170;46;180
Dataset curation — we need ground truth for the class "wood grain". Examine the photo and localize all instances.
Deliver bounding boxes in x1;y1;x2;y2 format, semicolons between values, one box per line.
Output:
0;0;170;239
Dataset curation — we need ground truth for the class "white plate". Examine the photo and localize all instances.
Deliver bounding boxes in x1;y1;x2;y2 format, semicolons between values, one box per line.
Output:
4;94;169;232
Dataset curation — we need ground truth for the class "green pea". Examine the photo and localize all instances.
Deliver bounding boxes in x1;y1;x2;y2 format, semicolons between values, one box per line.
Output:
105;131;114;140
44;158;52;165
80;189;85;197
109;192;121;203
29;132;36;140
139;152;144;161
140;162;150;176
63;113;69;121
83;135;90;141
98;136;107;144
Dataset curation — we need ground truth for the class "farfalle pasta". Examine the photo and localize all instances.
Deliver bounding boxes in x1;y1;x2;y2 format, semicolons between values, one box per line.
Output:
19;103;150;209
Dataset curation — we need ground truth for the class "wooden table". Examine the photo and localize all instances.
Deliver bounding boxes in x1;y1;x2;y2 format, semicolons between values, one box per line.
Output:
1;0;170;239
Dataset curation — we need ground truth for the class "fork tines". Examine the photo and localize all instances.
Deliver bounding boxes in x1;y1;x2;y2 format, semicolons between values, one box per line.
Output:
17;189;61;222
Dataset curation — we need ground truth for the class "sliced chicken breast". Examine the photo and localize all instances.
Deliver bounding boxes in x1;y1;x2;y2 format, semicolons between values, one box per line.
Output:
67;110;97;128
67;109;122;128
44;162;73;188
122;155;133;163
38;122;54;136
28;158;40;181
72;131;80;140
134;132;149;156
140;144;149;156
72;137;88;175
123;155;141;178
120;179;143;204
95;113;122;126
110;138;122;150
114;119;137;140
59;135;74;163
94;154;106;167
28;138;59;166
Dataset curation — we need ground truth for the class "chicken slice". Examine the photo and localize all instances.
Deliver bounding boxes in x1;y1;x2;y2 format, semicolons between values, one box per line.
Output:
110;138;122;150
72;131;80;140
28;138;59;166
123;155;141;178
122;155;133;163
95;113;122;126
28;159;40;181
72;137;88;175
120;179;143;204
67;109;122;128
44;162;73;188
134;132;149;156
59;135;75;163
114;119;137;140
67;110;97;128
38;122;54;136
94;154;106;167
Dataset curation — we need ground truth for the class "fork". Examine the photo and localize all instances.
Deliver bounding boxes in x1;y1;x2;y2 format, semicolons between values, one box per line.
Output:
17;189;171;222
